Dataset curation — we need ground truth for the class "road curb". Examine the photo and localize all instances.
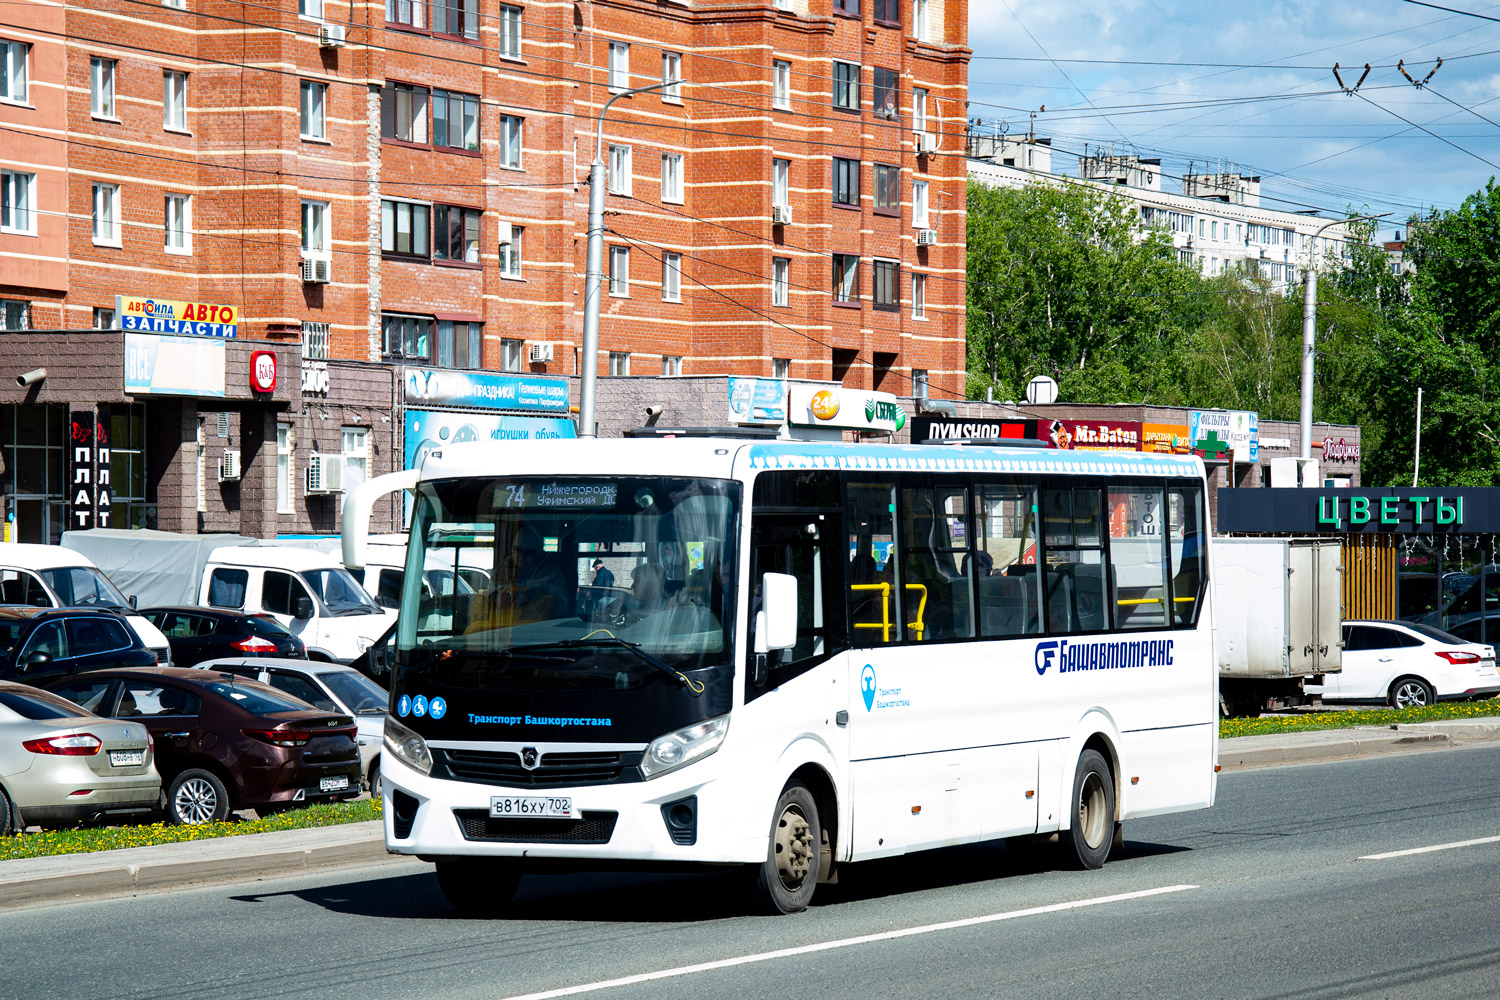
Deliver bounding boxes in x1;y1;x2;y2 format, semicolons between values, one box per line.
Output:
1218;732;1455;771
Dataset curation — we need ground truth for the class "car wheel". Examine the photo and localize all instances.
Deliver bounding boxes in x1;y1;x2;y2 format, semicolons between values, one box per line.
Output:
435;859;522;916
744;780;821;915
167;769;231;825
1389;676;1436;710
1064;749;1116;870
0;784;16;836
368;757;382;799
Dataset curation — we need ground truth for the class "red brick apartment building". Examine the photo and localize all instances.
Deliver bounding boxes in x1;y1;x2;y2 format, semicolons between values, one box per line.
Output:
0;0;968;539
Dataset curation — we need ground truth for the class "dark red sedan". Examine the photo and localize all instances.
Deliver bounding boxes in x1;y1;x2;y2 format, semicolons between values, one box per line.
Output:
43;667;361;825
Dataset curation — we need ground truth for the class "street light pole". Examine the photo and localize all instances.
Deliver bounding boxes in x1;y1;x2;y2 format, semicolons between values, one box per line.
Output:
579;79;674;438
1299;211;1390;462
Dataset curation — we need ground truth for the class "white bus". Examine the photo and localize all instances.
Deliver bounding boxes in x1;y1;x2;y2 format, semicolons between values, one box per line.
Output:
360;434;1216;914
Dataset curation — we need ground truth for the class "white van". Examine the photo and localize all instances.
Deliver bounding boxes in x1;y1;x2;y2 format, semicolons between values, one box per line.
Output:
0;543;172;664
201;547;396;663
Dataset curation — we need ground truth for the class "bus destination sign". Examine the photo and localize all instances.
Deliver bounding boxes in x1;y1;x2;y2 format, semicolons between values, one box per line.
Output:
496;483;619;509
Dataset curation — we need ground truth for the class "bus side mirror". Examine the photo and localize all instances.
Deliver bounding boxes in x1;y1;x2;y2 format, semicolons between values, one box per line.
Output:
758;572;798;652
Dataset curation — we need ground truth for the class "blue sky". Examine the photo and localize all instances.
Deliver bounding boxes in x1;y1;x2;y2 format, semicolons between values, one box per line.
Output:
966;1;1500;237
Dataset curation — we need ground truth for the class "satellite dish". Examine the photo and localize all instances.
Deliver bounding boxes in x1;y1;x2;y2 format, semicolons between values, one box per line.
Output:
1026;375;1059;405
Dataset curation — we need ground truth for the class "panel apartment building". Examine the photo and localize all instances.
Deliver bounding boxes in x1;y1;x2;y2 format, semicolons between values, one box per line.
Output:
0;0;970;540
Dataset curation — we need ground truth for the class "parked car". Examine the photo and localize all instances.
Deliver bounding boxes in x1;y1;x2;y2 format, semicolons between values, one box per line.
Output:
195;657;386;793
0;679;160;834
42;667;361;825
139;607;306;668
1307;620;1500;708
0;607;158;685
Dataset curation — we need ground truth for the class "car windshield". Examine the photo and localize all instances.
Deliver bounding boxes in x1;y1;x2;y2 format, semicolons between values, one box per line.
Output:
400;476;739;690
201;677;322;714
0;687;95;721
39;567;131;610
243;615;296;639
321;671;388;714
1405;622;1466;645
303;568;381;616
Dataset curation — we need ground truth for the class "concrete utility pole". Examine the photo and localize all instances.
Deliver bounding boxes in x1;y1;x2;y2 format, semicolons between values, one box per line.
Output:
579;79;675;438
1299;211;1390;462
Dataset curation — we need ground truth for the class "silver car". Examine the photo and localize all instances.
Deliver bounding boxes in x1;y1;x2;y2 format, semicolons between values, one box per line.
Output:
194;658;386;792
0;680;160;833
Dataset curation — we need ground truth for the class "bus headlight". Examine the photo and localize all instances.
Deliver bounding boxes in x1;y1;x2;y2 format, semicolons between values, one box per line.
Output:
642;716;728;778
384;716;433;776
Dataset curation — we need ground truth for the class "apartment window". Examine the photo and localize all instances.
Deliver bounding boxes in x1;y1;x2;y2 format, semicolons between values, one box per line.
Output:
913;179;929;229
500;225;523;277
833;0;858;16
300;81;326;139
302;322;328;359
873;259;899;310
873;68;898;118
431;0;479;39
772;358;790;379
1;170;34;235
381;313;431;360
92;307;116;329
433;205;480;264
772;257;789;306
164;193;191;253
873;0;899;24
92;183;120;246
832;254;859;304
913;369;929;399
0;299;27;330
609;246;630;296
500;6;522;59
501;338;523;372
299;0;322;17
833;62;860;111
608;42;630;91
163;71;188;131
341;427;370;493
276;424;293;514
301;199;329;257
609;352;630;376
775;0;792;9
772;158;789;209
833;157;860;207
386;0;426;29
911;272;926;318
381;198;430;258
662;52;682;101
661;153;683;203
662;252;682;302
874;164;899;215
912;87;929;137
433;89;479;151
608;145;632;195
435;320;481;368
1;41;28;104
661;355;683;376
499;116;523;169
381;82;429;144
91;58;116;118
773;60;791;110
914;0;930;39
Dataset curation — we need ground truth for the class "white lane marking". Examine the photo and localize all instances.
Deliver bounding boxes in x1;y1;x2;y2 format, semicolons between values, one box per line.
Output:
497;884;1199;1000
1360;834;1500;861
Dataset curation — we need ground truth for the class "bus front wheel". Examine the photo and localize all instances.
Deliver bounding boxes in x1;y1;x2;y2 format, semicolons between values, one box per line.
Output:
746;780;821;915
435;859;522;916
1065;750;1116;870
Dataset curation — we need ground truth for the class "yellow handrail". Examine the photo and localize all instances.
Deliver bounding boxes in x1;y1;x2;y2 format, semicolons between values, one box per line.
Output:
850;582;892;642
905;583;928;640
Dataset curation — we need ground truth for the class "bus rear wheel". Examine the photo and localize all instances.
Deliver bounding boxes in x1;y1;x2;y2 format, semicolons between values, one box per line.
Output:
435;859;522;916
746;781;821;915
1065;749;1116;870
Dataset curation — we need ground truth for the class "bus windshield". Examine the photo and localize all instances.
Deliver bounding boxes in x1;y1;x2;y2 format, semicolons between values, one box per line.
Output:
401;476;739;691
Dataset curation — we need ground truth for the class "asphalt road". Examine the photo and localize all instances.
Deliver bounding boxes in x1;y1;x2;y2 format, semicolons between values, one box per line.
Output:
6;746;1500;1000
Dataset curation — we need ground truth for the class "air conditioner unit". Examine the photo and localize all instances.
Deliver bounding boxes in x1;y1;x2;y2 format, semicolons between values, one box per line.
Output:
306;453;344;495
300;256;331;284
529;342;554;363
772;205;792;225
916;229;937;246
318;23;346;47
218;450;241;483
915;132;934;154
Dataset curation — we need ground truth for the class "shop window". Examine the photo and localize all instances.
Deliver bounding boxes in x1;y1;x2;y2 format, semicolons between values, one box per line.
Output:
0;404;68;542
109;404;151;530
276;423;293;514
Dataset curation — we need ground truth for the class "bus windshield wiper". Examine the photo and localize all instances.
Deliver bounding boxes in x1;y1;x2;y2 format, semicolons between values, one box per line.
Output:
506;637;705;696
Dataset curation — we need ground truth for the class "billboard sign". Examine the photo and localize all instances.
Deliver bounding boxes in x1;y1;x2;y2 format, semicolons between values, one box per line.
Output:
727;377;788;424
124;333;226;397
403;368;569;413
115;296;237;338
405;410;576;469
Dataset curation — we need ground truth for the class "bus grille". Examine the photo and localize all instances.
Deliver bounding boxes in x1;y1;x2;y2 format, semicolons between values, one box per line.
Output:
452;809;618;844
433;748;642;787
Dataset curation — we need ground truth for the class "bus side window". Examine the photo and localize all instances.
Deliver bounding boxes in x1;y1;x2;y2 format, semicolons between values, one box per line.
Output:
1042;488;1108;634
846;482;900;647
899;484;972;641
1168;486;1206;626
1107;487;1169;629
975;487;1042;637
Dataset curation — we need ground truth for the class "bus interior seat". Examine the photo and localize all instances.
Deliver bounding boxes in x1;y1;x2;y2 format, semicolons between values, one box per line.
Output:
977;574;1031;636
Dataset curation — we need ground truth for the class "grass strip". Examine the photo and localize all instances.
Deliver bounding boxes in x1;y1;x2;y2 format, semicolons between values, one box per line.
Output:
0;797;382;862
1220;698;1500;739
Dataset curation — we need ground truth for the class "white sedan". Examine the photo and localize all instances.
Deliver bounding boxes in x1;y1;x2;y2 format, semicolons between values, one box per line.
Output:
1308;620;1500;709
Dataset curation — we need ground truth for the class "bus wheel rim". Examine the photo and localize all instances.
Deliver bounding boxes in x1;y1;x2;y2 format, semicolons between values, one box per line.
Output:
774;806;813;889
1079;772;1108;849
